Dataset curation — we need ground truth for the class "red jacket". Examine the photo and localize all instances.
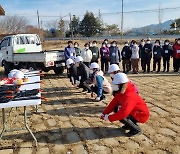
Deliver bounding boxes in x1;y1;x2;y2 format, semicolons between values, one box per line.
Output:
173;43;180;59
103;82;150;123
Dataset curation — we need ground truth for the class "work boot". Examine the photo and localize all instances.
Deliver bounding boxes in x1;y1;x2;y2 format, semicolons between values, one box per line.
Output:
126;129;141;137
121;125;131;130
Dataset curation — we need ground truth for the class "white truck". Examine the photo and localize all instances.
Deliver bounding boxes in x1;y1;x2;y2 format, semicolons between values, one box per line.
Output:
0;34;66;75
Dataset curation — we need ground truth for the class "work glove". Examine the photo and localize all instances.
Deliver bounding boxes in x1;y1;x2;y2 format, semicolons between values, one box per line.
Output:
75;80;80;86
100;114;109;121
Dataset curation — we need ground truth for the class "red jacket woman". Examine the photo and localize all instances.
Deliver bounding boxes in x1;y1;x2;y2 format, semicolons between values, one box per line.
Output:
101;73;150;136
103;81;149;123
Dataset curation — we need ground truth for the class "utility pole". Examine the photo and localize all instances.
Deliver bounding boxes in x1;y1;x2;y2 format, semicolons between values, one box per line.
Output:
121;0;124;40
69;13;73;40
158;3;163;40
37;10;40;29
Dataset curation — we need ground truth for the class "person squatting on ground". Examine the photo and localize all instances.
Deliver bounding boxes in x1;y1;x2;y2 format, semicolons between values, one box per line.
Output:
142;38;153;73
101;73;150;137
100;42;110;73
131;41;140;74
90;40;100;64
64;41;76;61
173;38;180;72
152;40;163;72
109;41;121;65
90;63;112;101
75;56;91;93
80;43;92;68
162;40;173;72
121;42;132;73
66;58;78;85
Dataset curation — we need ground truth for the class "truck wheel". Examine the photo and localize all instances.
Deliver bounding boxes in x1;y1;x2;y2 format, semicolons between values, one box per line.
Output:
4;62;12;75
53;67;64;75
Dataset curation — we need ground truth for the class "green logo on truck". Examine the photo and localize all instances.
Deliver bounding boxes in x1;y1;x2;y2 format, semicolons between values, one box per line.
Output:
16;48;26;53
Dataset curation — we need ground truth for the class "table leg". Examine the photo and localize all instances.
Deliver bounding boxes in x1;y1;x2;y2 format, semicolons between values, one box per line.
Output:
24;106;37;146
0;108;6;140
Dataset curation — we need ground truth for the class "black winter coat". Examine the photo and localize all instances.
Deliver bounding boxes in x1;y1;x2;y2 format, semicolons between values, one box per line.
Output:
77;63;90;82
162;45;173;60
153;45;163;59
142;43;153;59
121;46;132;60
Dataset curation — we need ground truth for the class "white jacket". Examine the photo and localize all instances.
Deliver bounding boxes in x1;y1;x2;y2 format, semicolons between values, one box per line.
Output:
131;45;139;59
80;48;92;62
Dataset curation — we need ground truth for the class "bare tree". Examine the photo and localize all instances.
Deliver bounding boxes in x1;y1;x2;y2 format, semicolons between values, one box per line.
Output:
0;15;30;34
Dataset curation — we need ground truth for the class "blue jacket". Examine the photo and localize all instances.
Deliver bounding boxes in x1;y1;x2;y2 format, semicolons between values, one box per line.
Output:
109;46;121;64
64;46;76;60
96;75;104;97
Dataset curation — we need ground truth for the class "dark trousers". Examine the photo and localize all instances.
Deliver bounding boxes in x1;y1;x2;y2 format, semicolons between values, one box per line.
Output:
101;58;109;72
91;60;98;64
84;62;90;68
141;59;144;71
143;58;151;72
129;60;132;70
163;58;170;72
173;58;180;72
113;107;141;131
122;59;130;73
91;85;106;99
153;58;161;72
79;79;91;92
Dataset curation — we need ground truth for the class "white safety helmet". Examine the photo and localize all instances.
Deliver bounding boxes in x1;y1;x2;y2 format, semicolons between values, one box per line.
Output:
13;71;24;79
90;62;99;69
66;58;74;68
112;73;129;84
8;69;18;78
108;64;120;73
75;56;83;63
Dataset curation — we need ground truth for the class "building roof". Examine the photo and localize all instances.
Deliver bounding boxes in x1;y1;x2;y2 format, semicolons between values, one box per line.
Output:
0;5;5;15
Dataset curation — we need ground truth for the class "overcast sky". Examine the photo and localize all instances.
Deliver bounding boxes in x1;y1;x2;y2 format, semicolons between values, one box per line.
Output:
1;0;180;30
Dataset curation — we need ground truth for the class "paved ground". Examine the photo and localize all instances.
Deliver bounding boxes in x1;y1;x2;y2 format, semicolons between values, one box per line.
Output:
0;70;179;154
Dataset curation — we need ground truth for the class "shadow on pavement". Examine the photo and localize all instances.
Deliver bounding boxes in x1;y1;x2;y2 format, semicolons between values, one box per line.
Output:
1;127;126;146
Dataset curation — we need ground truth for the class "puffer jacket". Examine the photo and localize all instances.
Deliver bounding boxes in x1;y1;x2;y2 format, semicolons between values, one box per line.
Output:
93;70;112;93
173;43;180;59
109;46;121;64
103;82;150;123
80;48;92;62
153;45;163;59
131;45;139;59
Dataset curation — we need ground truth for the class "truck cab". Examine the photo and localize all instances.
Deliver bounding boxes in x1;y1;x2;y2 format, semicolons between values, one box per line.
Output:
0;34;65;75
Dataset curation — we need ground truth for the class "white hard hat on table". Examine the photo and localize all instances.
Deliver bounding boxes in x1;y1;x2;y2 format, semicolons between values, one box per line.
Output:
8;69;18;78
75;56;83;63
90;62;99;69
108;64;120;73
112;73;129;84
66;58;74;68
13;71;24;79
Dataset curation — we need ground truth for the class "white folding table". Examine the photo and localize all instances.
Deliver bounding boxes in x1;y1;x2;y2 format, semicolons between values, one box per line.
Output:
0;72;41;146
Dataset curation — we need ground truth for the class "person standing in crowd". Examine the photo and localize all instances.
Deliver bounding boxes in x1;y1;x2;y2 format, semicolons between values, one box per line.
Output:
104;39;109;46
64;41;76;61
74;42;81;56
139;39;145;71
109;41;121;65
121;42;132;73
101;73;150;136
90;63;112;101
142;38;153;73
90;40;100;63
152;40;163;72
131;41;140;74
80;43;92;68
173;38;180;72
162;40;173;72
66;58;78;85
100;42;110;73
129;40;135;71
75;56;91;93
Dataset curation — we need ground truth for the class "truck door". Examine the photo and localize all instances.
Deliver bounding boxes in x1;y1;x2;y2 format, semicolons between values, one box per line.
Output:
0;37;13;65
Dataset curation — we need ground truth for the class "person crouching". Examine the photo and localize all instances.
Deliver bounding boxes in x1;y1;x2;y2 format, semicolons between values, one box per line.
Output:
101;73;150;137
66;58;78;85
90;62;112;101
